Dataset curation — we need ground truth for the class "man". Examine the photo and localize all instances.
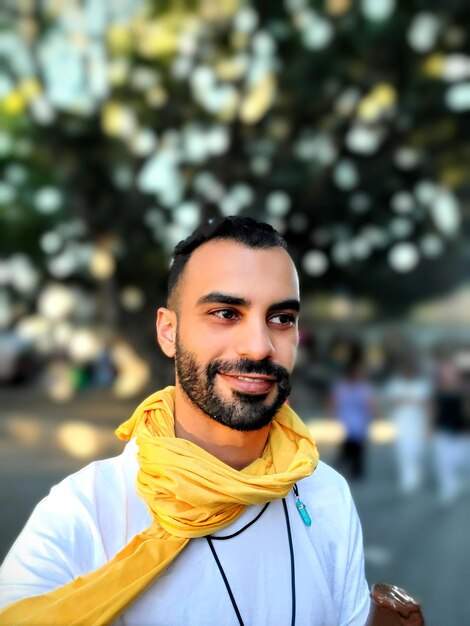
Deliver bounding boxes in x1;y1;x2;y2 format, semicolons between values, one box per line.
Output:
0;216;370;625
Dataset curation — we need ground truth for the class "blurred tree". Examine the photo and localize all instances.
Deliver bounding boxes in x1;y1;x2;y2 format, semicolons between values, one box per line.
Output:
1;0;470;343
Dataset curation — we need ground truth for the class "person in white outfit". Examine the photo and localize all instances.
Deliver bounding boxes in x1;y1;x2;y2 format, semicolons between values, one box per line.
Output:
385;358;432;494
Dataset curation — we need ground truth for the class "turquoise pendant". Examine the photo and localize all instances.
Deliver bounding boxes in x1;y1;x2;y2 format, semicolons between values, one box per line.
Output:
293;484;312;526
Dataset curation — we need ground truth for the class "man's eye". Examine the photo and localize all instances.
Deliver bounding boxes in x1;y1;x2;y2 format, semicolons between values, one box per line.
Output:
212;309;238;320
269;313;295;327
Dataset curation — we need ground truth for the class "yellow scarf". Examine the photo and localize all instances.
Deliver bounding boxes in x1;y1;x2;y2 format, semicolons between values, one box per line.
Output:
0;386;319;626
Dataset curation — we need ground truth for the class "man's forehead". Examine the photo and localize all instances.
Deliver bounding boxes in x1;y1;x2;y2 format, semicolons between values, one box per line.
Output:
181;239;299;301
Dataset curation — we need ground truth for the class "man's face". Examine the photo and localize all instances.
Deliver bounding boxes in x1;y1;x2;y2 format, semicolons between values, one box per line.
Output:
170;239;300;431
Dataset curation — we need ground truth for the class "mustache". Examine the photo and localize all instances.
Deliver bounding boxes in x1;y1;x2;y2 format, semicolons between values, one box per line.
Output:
207;358;290;386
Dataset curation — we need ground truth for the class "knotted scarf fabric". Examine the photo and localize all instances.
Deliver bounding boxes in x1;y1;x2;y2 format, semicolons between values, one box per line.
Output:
0;386;319;626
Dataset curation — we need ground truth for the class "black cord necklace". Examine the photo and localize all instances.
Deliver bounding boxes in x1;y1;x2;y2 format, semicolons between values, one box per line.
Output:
205;498;296;626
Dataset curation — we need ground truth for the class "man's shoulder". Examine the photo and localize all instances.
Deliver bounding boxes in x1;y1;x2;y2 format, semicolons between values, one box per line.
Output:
52;440;135;494
8;440;148;563
36;439;143;529
304;458;349;486
299;460;355;509
0;442;146;596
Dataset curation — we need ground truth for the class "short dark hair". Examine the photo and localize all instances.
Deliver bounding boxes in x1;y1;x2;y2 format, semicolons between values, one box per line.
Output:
167;216;288;306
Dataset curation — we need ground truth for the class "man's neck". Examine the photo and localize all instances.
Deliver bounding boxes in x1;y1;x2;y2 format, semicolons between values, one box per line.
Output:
173;392;270;470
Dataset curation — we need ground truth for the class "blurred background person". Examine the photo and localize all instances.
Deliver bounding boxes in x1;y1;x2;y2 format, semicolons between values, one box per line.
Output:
329;359;376;480
385;356;432;495
431;350;466;504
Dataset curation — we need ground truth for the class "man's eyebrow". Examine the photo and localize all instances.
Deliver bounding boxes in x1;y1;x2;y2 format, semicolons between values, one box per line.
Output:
267;299;300;313
196;292;250;307
196;293;300;312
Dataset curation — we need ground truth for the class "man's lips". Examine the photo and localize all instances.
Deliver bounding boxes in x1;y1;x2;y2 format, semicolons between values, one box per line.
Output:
217;372;276;395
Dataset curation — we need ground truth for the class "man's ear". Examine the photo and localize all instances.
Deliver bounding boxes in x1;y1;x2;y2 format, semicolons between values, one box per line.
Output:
156;307;177;358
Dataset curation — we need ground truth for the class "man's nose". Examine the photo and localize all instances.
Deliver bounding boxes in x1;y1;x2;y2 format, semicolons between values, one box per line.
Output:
235;318;275;361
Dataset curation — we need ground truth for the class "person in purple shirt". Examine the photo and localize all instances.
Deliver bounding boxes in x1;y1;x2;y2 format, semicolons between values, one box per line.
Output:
329;361;376;480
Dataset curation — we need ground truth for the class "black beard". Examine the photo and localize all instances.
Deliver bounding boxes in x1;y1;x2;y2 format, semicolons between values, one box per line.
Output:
175;340;291;432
